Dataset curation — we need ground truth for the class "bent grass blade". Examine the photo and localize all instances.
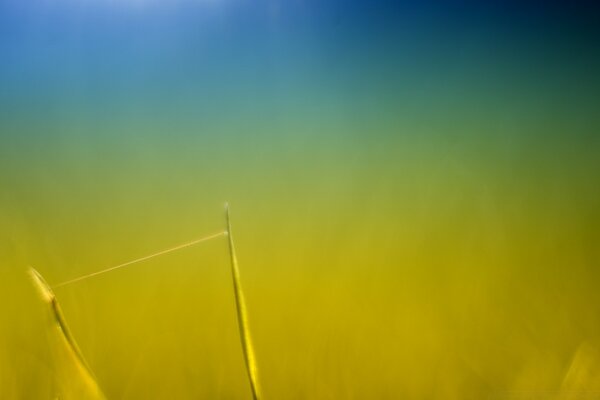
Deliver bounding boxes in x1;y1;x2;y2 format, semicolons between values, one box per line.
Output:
29;268;106;400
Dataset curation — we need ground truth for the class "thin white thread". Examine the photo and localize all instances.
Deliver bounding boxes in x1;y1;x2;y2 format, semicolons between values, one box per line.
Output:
53;231;227;288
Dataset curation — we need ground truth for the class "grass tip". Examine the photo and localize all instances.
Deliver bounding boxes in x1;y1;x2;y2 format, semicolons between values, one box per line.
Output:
28;267;55;304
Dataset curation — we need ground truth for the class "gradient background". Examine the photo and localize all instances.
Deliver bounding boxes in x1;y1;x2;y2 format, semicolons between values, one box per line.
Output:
1;1;600;398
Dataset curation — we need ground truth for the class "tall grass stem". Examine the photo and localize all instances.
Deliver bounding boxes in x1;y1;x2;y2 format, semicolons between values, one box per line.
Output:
225;203;262;400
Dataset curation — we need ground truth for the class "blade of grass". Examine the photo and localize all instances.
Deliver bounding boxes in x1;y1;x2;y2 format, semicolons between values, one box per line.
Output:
224;203;263;400
29;268;106;400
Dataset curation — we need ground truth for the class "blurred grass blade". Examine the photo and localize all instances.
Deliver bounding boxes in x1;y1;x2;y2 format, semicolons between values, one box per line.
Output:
561;342;600;399
28;268;106;400
225;203;263;400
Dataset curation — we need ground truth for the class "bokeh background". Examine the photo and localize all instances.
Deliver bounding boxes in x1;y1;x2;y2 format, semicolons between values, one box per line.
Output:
1;1;600;398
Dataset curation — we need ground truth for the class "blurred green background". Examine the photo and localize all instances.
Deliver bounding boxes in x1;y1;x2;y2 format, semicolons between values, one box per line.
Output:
1;1;600;398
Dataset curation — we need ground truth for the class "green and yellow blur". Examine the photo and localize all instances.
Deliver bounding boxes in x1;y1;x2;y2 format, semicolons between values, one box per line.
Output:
1;1;600;398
